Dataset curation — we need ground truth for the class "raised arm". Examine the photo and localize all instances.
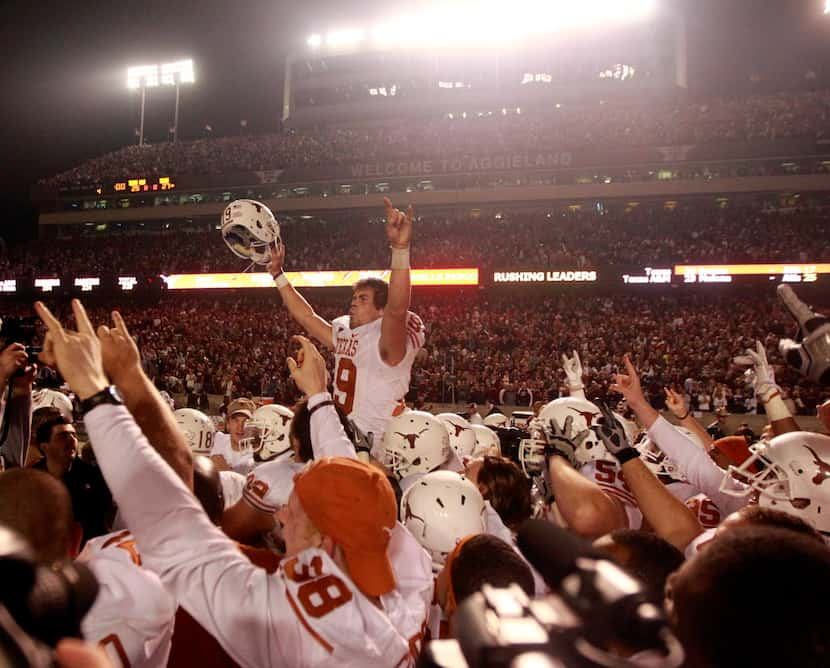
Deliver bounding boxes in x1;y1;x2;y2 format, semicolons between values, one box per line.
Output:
664;387;713;448
97;311;193;490
35;300;280;668
561;350;586;400
735;340;800;436
268;241;333;348
0;360;36;469
595;402;703;551
379;197;412;367
287;335;358;460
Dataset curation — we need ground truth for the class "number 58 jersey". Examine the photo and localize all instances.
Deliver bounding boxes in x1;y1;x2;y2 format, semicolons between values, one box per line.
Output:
331;312;425;444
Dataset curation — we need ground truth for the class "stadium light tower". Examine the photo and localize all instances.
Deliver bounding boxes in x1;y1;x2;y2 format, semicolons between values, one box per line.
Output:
126;59;195;145
127;65;160;146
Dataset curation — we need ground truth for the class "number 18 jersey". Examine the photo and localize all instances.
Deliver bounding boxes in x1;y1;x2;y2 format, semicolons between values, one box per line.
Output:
331;312;425;442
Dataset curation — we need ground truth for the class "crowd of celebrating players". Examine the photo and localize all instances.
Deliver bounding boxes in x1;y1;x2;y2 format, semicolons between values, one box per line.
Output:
0;195;829;668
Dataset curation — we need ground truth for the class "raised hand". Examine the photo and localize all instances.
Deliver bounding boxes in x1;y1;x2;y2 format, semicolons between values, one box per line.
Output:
734;340;780;402
664;387;689;419
0;343;28;382
267;240;285;279
543;415;589;466
35;300;108;400
384;197;413;249
594;401;639;464
97;311;142;387
287;335;329;397
561;350;584;390
610;354;645;405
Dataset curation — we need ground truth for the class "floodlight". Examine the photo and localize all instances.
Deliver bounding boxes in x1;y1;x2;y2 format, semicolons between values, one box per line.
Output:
160;59;195;86
826;0;830;14
307;33;322;48
326;28;365;48
127;64;160;89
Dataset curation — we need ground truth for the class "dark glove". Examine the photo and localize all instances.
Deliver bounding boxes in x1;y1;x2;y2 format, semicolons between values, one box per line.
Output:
594;401;639;465
542;416;588;468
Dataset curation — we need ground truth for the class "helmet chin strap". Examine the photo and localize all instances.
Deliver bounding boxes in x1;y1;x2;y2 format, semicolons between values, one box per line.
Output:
242;261;257;273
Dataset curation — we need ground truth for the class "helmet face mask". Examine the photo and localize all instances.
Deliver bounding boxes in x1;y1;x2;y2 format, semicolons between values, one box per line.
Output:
722;432;830;532
242;405;294;462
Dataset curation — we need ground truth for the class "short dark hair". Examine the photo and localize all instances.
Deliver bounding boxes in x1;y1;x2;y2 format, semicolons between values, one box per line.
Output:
35;414;71;446
671;526;830;668
450;533;535;605
731;505;825;544
0;469;74;561
606;529;684;603
476;456;532;530
290;398;355;463
353;278;388;310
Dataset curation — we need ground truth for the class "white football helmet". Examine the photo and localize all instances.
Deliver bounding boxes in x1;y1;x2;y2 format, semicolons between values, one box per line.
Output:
470;424;501;458
221;199;281;265
32;388;73;421
174;408;216;454
401;470;486;571
537;397;636;467
242;404;294;463
637;426;703;482
435;413;477;460
381;411;451;480
723;431;830;532
483;413;509;428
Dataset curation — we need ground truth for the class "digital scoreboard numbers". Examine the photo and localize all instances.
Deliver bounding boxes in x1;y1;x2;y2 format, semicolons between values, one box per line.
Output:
675;264;829;284
113;176;175;193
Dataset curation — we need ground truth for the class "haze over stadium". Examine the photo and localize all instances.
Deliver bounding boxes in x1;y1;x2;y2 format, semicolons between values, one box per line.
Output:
1;1;830;667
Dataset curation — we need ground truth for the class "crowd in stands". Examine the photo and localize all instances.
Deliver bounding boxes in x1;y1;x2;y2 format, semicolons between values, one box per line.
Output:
27;291;825;414
7;203;830;278
40;89;830;188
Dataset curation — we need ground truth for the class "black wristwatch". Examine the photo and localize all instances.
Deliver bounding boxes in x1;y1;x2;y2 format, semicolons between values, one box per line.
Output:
80;386;124;415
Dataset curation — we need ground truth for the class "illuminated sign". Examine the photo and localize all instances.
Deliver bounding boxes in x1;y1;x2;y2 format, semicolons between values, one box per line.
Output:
74;277;100;292
118;276;139;291
34;278;60;293
492;270;597;284
160;268;479;290
113;176;175;193
622;267;672;285
675;263;830;284
0;280;16;293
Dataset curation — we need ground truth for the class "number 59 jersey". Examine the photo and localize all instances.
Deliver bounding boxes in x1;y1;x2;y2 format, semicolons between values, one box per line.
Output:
331;312;425;445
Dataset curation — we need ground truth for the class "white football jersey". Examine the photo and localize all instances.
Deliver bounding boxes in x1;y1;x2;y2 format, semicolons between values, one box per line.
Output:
210;432;255;475
220;470;247;508
331;312;425;444
243;460;306;513
78;531;176;668
580;459;643;530
683;492;723;529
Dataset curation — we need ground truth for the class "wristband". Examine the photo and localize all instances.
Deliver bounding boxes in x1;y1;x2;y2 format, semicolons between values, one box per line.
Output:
273;271;289;289
390;246;410;270
615;448;640;465
308;399;335;418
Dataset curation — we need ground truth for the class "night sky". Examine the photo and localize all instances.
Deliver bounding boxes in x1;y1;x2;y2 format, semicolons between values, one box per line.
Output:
0;0;828;236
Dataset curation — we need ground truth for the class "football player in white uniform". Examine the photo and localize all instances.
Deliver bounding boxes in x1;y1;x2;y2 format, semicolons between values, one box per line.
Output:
38;299;434;668
269;198;425;447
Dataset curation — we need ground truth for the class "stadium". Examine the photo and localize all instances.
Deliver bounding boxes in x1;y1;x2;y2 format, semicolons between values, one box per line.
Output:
1;1;830;666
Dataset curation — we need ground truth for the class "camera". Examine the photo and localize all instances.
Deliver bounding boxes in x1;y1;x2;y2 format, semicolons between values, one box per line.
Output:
0;317;42;358
418;521;685;668
0;525;98;667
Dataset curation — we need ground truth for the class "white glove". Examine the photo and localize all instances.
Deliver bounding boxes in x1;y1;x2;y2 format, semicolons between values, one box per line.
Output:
734;340;780;403
561;350;584;391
